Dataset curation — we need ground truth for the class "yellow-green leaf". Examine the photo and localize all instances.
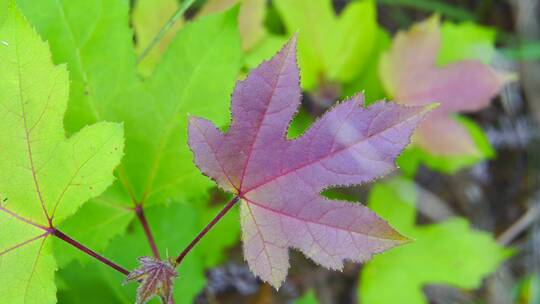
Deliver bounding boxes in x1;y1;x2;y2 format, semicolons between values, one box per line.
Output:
0;2;124;302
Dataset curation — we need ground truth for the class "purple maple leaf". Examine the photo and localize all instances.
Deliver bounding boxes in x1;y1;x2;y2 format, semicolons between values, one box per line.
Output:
188;37;430;288
124;257;178;304
380;16;513;155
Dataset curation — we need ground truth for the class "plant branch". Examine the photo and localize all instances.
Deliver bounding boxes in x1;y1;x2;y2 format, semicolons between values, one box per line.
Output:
137;0;197;63
175;195;240;266
52;229;130;276
497;205;540;246
135;204;161;259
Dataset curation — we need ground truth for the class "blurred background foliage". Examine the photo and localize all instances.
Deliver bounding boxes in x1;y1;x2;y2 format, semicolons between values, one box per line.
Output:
15;0;539;303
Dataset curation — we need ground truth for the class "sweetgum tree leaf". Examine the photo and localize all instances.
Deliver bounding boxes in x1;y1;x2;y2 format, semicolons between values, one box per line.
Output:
0;2;124;303
380;15;511;156
388;18;499;174
188;38;431;288
360;177;511;304
18;0;242;258
273;0;377;90
133;0;182;77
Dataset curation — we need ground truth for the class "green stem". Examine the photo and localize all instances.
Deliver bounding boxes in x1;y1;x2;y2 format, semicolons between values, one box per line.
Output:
137;0;197;63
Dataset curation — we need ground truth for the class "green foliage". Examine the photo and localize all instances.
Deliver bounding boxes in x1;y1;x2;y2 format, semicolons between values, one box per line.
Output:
295;290;319;304
360;177;511;304
140;9;241;205
57;202;239;303
18;0;242;203
53;184;134;268
197;199;240;266
17;0;242;256
513;274;540;304
502;41;540;60
244;33;287;68
273;0;377;90
56;261;131;304
6;1;243;302
438;21;496;65
342;27;391;103
0;2;124;302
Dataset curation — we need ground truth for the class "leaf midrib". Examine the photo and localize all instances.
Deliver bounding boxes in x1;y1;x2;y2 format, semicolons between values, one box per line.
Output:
14;16;50;225
237;42;294;191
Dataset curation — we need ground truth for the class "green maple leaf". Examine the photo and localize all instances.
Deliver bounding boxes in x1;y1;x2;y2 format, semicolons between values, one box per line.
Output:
0;2;124;302
15;0;242;257
273;0;377;90
57;201;239;303
360;177;511;304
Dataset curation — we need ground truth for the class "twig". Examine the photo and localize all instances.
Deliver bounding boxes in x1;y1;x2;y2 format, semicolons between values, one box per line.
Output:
175;196;240;266
53;229;130;276
137;0;197;63
135;204;161;259
497;206;540;246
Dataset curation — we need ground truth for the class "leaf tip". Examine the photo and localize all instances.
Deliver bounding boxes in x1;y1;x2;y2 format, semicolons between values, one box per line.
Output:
424;102;441;112
397;234;415;245
283;33;298;54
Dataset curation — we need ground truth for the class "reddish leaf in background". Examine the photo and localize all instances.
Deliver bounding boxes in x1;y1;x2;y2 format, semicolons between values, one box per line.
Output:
380;16;512;155
188;37;430;288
